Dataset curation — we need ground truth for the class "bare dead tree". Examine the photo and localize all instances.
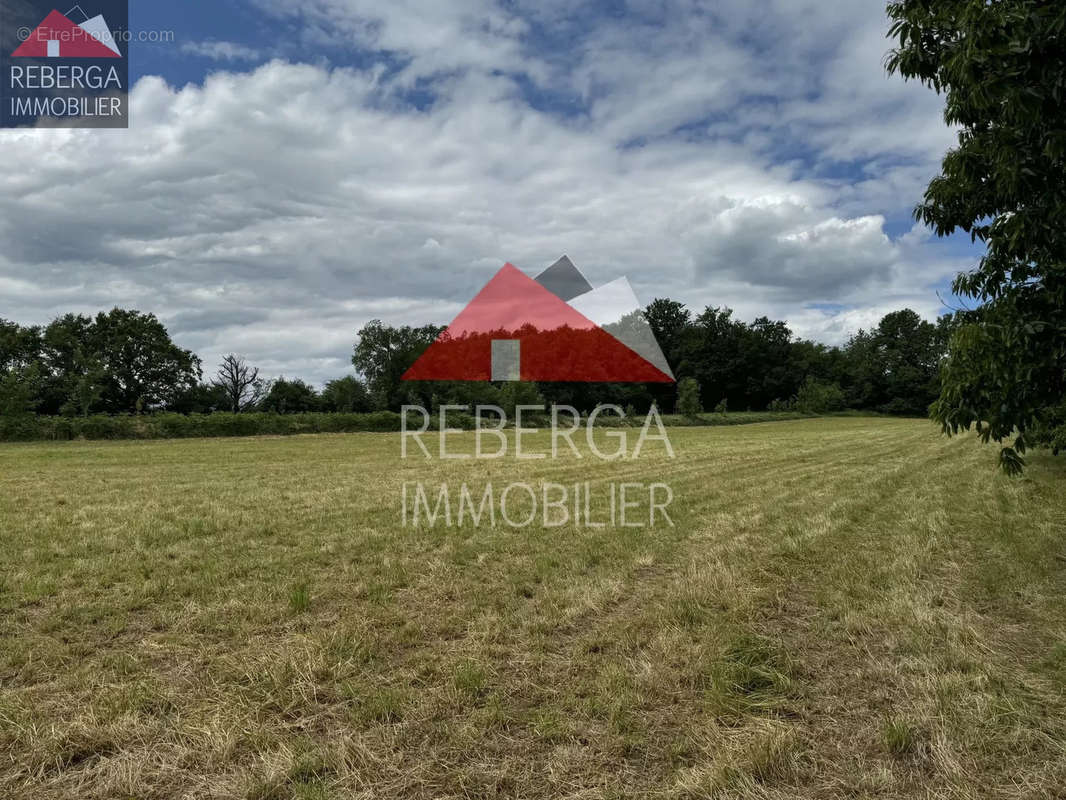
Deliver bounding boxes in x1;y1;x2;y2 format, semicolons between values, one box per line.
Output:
213;354;266;413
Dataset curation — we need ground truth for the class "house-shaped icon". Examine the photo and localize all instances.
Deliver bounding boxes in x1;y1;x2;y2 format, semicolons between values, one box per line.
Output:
11;10;122;58
402;263;674;383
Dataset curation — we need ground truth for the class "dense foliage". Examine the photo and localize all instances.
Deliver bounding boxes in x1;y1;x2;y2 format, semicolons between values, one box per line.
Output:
0;309;200;416
0;300;956;438
348;305;953;417
677;378;702;417
0;411;409;442
887;0;1066;473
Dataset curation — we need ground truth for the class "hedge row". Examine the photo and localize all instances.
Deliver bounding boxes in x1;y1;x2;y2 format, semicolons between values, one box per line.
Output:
0;409;861;443
658;411;814;427
0;412;419;442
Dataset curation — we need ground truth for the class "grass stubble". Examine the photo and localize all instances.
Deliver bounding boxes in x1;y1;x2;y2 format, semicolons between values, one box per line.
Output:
0;418;1063;798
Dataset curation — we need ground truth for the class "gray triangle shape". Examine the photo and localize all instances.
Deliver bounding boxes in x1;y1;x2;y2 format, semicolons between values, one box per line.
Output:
534;255;593;302
569;277;675;380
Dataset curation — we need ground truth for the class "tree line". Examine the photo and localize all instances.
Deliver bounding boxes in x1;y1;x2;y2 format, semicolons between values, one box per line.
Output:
354;307;954;417
0;310;370;417
0;304;955;419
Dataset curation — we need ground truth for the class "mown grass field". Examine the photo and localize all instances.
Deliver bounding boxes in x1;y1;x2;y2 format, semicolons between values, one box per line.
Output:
1;418;1064;799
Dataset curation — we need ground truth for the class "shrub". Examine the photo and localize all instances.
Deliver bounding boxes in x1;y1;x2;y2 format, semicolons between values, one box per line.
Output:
0;411;411;442
1030;402;1066;456
677;378;702;417
793;378;846;414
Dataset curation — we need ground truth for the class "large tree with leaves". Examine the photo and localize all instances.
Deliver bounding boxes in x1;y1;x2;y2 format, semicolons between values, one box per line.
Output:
352;320;443;410
91;309;201;413
39;314;107;416
0;320;43;416
320;376;371;413
887;0;1066;472
259;377;321;414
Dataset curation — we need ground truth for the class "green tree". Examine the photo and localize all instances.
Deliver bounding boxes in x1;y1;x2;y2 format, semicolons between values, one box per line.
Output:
0;364;41;417
644;299;693;411
168;382;230;414
841;329;880;410
677;377;702;417
839;310;949;415
645;298;691;368
794;377;846;414
65;357;107;418
675;307;746;410
35;310;201;414
0;319;42;373
259;378;320;414
321;376;371;413
90;309;201;412
740;317;795;409
39;314;101;416
887;0;1066;472
0;319;44;416
352;320;443;410
497;381;545;419
873;309;943;416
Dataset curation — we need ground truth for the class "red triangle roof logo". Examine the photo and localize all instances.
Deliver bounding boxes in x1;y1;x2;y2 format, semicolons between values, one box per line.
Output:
11;10;122;58
403;264;673;383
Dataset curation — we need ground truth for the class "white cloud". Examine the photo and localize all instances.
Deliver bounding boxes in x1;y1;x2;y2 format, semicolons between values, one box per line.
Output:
181;41;264;62
0;2;969;384
251;0;536;84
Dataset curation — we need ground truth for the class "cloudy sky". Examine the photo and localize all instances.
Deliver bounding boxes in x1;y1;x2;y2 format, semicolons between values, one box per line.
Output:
0;0;975;385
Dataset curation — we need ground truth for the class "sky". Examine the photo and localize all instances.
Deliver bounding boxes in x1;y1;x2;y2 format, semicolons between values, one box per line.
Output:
0;0;979;385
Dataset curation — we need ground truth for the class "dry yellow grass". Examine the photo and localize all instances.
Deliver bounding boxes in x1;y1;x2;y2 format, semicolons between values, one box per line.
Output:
0;418;1064;798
